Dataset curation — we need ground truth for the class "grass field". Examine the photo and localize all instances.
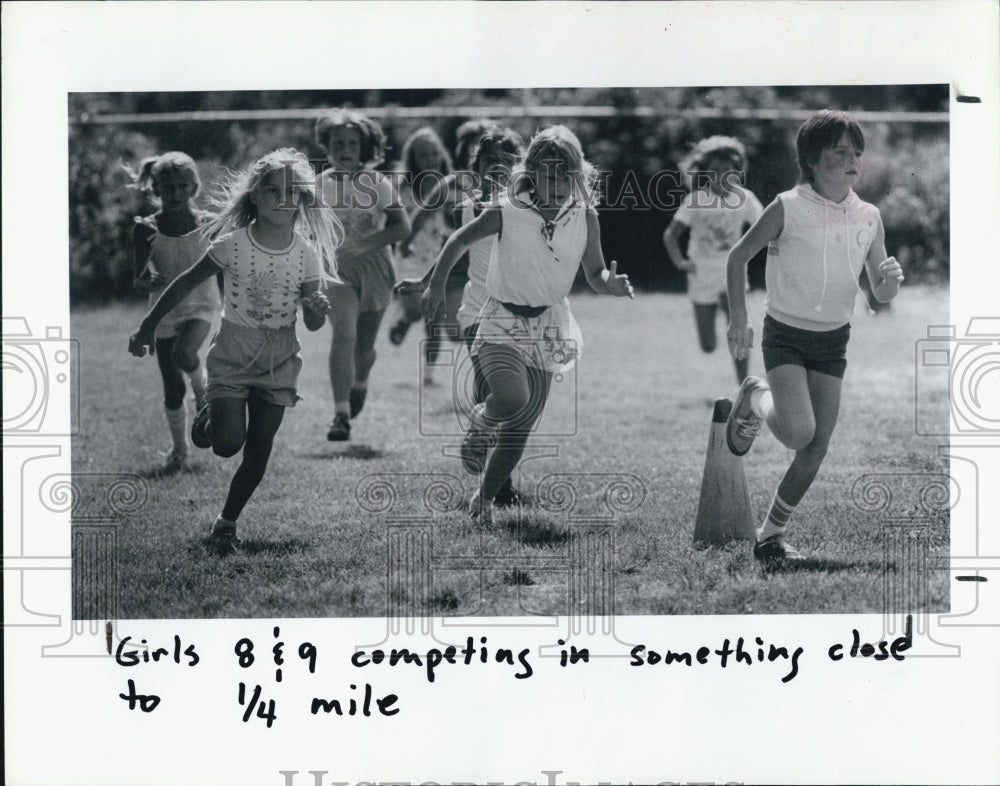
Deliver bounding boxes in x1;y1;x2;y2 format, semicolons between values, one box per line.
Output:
71;285;950;618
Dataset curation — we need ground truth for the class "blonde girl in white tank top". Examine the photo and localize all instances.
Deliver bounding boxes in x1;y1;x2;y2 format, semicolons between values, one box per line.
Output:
124;152;218;475
420;126;634;523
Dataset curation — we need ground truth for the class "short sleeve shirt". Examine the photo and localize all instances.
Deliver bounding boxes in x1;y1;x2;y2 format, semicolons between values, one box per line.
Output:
673;187;764;265
208;225;322;329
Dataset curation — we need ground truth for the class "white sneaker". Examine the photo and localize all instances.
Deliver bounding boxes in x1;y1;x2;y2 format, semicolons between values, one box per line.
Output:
726;376;768;456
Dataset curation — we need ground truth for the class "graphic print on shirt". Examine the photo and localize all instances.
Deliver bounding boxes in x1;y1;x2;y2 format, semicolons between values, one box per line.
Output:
245;269;279;324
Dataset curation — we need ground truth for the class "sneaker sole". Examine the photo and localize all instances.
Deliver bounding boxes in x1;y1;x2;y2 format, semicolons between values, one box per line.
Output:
725;378;761;456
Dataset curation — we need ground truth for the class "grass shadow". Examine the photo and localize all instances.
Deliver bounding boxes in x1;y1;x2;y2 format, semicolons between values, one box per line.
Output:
301;444;387;461
758;556;888;574
192;536;311;560
500;515;570;546
136;462;211;481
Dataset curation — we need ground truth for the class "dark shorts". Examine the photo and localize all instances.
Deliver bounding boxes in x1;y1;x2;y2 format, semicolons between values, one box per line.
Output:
761;314;850;379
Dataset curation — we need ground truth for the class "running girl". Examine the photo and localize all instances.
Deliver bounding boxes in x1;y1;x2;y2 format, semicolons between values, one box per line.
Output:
395;125;526;507
388;127;453;386
125;151;218;474
663;136;763;382
316;109;411;440
421;125;634;522
397;119;497;377
724;110;904;566
128;148;342;554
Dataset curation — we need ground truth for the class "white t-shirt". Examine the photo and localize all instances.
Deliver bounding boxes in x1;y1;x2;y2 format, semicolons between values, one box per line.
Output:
673;186;763;303
207;225;322;329
485;193;588;307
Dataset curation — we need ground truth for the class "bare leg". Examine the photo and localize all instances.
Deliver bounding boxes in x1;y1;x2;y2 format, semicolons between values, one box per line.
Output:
355;309;387;386
774;369;843;506
171;318;212;375
220;395;286;522
755;367;843;546
478;344;552;501
692;302;718;353
155;337;187;410
326;286;361;412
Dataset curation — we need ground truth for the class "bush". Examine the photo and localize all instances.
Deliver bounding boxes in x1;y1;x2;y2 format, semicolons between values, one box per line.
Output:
68;88;950;304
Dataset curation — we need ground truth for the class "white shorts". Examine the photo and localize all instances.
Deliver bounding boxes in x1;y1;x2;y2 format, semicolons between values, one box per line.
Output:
470;297;582;373
686;258;728;305
457;279;489;332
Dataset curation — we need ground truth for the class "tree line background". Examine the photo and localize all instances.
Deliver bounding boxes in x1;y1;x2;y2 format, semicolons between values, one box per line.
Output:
68;85;949;305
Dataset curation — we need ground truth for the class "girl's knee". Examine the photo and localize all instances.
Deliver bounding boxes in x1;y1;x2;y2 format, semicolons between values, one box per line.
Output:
330;332;357;357
490;389;531;422
799;434;831;461
212;437;243;458
783;424;816;452
172;345;200;373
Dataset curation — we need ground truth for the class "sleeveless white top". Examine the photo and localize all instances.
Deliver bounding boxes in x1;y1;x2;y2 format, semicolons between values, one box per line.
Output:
139;215;218;313
485;192;588;307
765;183;880;330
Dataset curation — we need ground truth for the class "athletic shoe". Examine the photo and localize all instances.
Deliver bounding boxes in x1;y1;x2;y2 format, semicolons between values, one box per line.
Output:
468;490;493;525
389;319;411;346
327;412;351;441
349;387;367;419
494;479;529;509
191;404;212;449
460;403;495;474
161;449;187;475
208;516;241;557
726;376;767;456
753;535;806;565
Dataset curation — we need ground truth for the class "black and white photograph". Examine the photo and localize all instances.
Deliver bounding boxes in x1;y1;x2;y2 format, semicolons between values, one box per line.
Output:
5;3;999;785
69;85;950;618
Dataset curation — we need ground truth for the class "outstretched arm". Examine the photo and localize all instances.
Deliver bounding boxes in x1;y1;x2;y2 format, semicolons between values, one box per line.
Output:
421;206;501;318
726;198;783;361
128;255;222;356
580;209;634;298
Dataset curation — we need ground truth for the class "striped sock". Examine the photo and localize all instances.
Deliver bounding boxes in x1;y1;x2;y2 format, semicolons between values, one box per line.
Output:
757;491;796;542
165;404;189;455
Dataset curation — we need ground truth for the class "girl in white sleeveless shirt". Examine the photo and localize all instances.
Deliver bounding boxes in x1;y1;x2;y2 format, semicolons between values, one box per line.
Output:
725;110;904;566
124;152;219;475
421;126;634;523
